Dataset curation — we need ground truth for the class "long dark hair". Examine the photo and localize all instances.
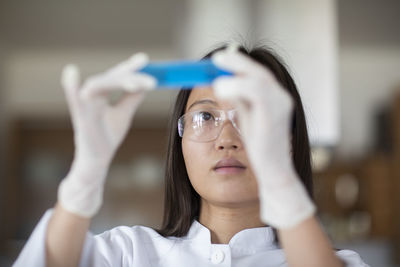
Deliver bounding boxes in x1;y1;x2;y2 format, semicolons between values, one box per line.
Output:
157;44;313;241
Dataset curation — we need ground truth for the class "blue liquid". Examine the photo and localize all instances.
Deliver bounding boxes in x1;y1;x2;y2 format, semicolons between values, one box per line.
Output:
138;59;233;89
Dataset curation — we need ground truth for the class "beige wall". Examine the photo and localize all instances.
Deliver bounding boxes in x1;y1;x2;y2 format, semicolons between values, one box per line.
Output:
338;46;400;158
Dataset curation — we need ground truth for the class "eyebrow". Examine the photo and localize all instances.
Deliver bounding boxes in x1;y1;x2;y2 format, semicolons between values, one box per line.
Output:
187;99;217;110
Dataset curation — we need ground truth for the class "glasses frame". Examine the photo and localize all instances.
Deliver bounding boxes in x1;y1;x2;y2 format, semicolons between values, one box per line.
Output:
177;108;241;142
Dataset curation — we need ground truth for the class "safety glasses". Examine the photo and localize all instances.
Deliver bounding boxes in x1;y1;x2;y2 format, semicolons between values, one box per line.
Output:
178;108;241;142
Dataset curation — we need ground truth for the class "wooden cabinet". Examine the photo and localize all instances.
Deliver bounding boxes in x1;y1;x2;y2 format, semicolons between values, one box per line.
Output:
313;92;400;263
314;154;395;239
392;95;400;261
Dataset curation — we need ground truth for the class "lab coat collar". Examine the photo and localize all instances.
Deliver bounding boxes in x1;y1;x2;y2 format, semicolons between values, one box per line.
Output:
186;219;277;256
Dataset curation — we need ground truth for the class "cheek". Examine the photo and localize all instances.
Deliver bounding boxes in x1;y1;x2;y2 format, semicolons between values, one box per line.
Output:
182;139;211;186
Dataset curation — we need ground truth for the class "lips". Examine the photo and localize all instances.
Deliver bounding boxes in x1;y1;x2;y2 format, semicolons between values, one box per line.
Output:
213;158;246;170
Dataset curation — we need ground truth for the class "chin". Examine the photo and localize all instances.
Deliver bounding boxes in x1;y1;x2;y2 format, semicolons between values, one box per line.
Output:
207;185;259;206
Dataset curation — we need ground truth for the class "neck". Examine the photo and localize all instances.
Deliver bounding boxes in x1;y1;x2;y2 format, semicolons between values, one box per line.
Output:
198;199;266;244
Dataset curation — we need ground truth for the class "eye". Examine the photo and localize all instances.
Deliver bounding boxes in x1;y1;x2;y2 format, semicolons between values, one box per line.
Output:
199;111;214;121
193;111;215;123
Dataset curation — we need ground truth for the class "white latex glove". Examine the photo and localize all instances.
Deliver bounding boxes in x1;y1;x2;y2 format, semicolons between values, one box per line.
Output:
58;52;156;218
211;47;316;229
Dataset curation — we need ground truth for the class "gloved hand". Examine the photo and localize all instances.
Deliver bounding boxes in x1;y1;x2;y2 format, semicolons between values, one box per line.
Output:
211;47;316;229
58;52;156;218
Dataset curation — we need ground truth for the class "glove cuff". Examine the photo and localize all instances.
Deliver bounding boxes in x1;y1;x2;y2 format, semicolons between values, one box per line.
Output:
57;159;109;218
258;171;316;229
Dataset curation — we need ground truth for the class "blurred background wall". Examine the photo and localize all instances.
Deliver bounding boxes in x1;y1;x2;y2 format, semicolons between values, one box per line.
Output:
0;0;399;266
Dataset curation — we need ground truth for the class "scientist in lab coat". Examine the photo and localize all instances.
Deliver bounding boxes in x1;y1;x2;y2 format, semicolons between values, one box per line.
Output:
13;44;369;267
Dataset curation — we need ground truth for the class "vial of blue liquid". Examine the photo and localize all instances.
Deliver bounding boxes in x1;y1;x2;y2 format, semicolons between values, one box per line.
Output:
138;59;233;89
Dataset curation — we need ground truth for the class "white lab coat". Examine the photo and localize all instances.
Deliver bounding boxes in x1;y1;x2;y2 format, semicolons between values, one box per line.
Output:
13;209;369;267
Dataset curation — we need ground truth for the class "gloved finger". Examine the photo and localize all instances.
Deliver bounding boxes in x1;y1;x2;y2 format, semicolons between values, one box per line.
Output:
213;74;294;115
103;92;146;146
106;91;146;125
125;52;152;71
212;76;262;106
102;52;150;76
61;64;81;116
211;50;268;77
80;52;151;100
80;71;155;102
120;74;157;92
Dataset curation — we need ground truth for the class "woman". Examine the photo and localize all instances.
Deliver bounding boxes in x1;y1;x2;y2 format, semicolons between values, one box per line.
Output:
13;44;368;266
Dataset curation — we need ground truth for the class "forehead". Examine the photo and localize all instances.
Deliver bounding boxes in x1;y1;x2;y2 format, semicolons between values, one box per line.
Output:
185;86;234;111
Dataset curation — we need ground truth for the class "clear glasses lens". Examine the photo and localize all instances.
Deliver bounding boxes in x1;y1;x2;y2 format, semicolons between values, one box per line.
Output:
228;110;241;133
178;109;241;142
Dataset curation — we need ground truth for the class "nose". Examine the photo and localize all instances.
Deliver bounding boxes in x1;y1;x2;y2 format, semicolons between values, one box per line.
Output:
214;121;242;151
